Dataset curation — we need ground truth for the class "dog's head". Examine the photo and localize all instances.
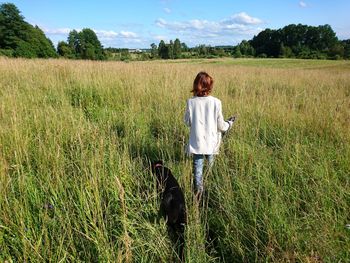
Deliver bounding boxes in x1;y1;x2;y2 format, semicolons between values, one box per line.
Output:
151;160;163;173
151;160;169;185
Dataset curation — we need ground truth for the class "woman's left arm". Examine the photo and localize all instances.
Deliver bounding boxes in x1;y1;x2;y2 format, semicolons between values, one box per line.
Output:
184;100;191;127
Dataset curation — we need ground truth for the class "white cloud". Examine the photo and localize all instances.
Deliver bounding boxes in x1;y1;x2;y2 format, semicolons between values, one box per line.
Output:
41;12;265;48
153;35;169;42
153;12;265;46
44;27;138;40
299;1;307;8
95;30;140;47
43;27;72;35
155;18;167;28
227;12;263;25
120;31;138;38
189;19;213;30
163;7;171;14
155;12;263;37
43;27;141;48
94;30;119;38
156;18;218;32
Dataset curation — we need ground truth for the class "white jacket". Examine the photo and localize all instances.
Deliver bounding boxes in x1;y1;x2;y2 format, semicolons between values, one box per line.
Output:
184;96;229;155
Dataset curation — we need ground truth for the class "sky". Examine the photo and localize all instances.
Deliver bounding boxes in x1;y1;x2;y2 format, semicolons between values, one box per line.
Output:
6;0;350;49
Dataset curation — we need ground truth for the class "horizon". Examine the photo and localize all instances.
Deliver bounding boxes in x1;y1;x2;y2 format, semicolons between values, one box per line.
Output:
5;0;350;49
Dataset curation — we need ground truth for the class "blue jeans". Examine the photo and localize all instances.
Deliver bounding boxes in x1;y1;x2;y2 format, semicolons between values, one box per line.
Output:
193;154;214;193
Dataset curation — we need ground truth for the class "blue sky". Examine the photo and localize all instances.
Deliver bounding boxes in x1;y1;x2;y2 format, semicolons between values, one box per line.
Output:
6;0;350;48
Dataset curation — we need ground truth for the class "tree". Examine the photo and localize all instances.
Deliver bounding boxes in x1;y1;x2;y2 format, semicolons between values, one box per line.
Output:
150;43;158;59
61;28;105;60
14;39;36;58
0;3;25;49
249;23;342;59
343;40;350;59
279;43;293;58
83;43;96;60
0;3;57;58
317;24;338;51
67;30;80;58
158;40;168;59
168;40;174;59
173;38;181;59
31;25;57;58
181;42;188;52
196;45;208;57
233;46;242;58
238;40;255;57
328;43;344;59
120;49;131;61
251;28;276;57
213;47;226;57
157;38;183;59
79;28;105;60
57;41;74;58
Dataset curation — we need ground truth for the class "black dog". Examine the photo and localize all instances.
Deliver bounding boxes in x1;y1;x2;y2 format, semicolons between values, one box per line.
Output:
151;160;186;261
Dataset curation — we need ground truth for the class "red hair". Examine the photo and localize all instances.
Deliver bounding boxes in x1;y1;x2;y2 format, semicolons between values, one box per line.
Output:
191;71;213;97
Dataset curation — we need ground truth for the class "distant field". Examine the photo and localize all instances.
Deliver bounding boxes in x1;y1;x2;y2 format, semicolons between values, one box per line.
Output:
171;57;350;69
0;57;349;262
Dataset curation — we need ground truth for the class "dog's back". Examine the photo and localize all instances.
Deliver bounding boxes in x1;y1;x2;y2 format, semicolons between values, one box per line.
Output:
151;161;186;261
152;161;186;225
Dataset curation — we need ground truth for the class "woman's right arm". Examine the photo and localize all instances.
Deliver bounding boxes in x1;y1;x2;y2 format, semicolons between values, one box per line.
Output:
217;101;230;132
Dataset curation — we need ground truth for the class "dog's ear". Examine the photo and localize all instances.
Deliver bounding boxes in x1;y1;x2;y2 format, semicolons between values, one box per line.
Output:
151;160;163;173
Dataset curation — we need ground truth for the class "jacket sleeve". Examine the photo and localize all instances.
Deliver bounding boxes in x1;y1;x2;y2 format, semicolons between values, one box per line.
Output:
217;101;229;132
184;100;191;127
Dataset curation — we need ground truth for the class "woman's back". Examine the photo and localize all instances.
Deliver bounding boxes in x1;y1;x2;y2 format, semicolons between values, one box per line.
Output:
185;95;228;154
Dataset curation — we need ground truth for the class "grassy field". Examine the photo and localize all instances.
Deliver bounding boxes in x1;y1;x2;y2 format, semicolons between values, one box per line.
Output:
0;57;349;262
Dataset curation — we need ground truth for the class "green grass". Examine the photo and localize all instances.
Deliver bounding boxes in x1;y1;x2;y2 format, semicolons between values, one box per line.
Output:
0;57;349;262
219;58;350;68
171;57;350;70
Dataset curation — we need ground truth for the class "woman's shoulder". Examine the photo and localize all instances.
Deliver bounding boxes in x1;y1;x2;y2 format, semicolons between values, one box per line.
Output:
187;96;196;103
189;95;219;99
208;95;221;103
188;95;221;104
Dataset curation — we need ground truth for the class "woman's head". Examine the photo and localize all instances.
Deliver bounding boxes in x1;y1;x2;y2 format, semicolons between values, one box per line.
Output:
192;71;213;97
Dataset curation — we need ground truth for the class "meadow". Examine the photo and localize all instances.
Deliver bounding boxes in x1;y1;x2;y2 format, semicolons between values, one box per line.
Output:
0;57;349;262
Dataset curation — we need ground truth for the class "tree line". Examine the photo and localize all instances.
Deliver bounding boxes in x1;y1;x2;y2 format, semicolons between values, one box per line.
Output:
57;29;105;60
0;3;57;58
233;24;350;60
1;3;349;61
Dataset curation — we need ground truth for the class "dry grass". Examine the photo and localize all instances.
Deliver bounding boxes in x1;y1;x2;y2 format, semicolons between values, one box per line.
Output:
0;57;349;262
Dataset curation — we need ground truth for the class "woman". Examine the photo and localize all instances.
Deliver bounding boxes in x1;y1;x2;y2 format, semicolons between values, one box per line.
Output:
184;71;234;196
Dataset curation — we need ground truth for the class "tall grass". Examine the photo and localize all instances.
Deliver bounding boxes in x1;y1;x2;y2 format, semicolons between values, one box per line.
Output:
0;57;349;262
